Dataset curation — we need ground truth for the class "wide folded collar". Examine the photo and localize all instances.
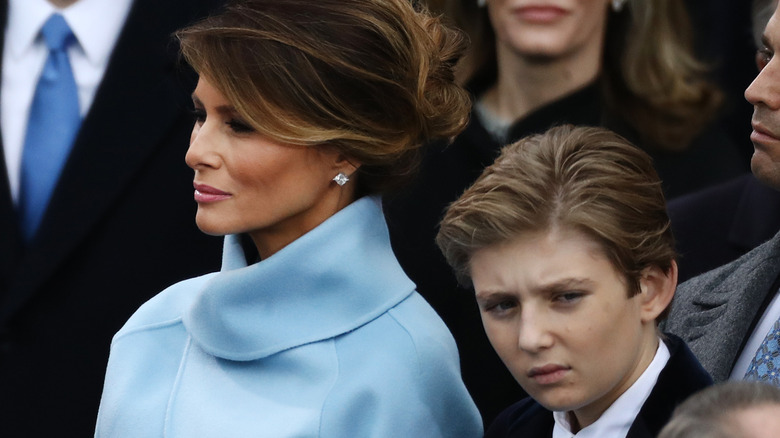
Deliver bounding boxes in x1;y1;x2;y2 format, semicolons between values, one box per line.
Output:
182;196;416;361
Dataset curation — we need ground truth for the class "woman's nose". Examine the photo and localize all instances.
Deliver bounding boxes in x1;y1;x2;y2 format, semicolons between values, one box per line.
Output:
185;122;219;170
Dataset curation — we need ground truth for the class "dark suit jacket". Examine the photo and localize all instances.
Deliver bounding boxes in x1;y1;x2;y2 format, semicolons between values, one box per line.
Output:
0;1;224;435
483;335;712;438
665;230;780;382
668;174;780;282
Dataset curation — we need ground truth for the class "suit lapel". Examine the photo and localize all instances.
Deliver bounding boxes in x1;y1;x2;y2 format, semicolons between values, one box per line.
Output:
0;0;203;321
627;335;712;438
683;233;780;380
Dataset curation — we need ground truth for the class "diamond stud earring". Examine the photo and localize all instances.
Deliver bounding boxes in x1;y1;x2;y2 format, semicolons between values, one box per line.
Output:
333;173;349;186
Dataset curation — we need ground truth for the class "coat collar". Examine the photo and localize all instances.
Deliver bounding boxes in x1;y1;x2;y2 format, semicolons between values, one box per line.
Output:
463;81;603;168
626;334;712;437
183;196;417;361
675;231;780;380
496;335;710;438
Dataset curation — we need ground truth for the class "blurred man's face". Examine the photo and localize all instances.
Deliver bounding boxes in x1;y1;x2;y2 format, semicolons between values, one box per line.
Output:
746;4;780;190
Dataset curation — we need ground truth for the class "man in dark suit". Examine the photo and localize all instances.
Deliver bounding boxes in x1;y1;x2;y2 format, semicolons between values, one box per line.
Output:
665;0;780;386
668;173;780;282
0;0;224;435
666;0;780;283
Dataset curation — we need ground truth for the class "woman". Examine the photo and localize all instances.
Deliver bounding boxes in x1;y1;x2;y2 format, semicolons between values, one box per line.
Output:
94;0;482;436
426;0;742;177
436;125;712;437
384;0;742;422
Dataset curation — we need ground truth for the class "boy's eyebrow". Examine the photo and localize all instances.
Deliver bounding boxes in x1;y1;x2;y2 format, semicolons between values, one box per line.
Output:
475;290;515;301
475;277;595;300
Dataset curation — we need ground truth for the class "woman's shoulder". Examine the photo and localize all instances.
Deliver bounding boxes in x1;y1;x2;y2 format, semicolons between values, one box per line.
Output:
387;292;459;354
320;291;483;437
331;291;459;368
112;272;219;341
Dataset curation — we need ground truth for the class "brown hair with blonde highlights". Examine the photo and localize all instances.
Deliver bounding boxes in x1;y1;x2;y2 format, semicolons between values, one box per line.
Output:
177;0;470;196
426;0;721;151
436;125;676;301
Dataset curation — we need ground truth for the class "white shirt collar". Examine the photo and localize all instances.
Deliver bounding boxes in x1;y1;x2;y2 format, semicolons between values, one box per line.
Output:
551;338;671;438
7;0;133;66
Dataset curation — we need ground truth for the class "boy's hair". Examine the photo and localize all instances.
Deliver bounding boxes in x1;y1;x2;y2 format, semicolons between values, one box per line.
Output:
436;125;675;311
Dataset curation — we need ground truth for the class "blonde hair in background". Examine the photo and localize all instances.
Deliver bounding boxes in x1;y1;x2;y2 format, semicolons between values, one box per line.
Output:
177;0;471;197
436;126;676;310
424;0;722;152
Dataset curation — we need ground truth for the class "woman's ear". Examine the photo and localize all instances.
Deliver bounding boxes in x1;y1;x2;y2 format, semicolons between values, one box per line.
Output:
319;145;360;179
333;153;360;178
637;260;678;323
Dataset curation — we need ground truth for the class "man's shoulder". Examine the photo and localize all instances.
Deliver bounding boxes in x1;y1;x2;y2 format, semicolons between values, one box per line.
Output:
677;231;780;296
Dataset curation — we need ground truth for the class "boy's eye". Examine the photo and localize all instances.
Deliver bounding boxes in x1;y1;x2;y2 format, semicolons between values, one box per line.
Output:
479;297;518;317
554;292;583;304
494;300;516;311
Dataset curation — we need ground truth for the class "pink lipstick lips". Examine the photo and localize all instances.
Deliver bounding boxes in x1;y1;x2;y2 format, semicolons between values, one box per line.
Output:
514;5;567;23
193;182;231;203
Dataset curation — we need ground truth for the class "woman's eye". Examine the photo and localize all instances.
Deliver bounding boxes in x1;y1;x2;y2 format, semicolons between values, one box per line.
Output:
192;108;206;125
757;47;772;71
227;119;255;134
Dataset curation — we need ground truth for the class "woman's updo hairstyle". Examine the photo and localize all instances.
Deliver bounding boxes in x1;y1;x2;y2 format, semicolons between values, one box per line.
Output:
177;0;470;196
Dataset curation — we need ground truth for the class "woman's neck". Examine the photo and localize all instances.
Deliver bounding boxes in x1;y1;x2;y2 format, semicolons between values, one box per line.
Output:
481;41;602;123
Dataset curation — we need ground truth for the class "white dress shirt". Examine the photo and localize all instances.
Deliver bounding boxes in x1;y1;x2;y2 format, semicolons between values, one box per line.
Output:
1;0;133;203
552;338;671;438
731;287;780;379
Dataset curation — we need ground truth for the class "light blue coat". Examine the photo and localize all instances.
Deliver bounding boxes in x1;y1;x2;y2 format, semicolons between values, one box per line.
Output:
95;196;483;437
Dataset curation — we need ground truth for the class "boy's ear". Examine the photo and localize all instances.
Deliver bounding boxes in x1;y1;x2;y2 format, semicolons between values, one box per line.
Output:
637;261;678;323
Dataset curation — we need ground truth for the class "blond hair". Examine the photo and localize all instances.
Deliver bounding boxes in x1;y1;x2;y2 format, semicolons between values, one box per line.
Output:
177;0;470;196
426;0;721;151
436;125;675;300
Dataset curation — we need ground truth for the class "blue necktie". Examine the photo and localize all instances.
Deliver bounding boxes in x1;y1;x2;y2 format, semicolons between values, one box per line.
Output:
745;318;780;385
18;14;81;241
